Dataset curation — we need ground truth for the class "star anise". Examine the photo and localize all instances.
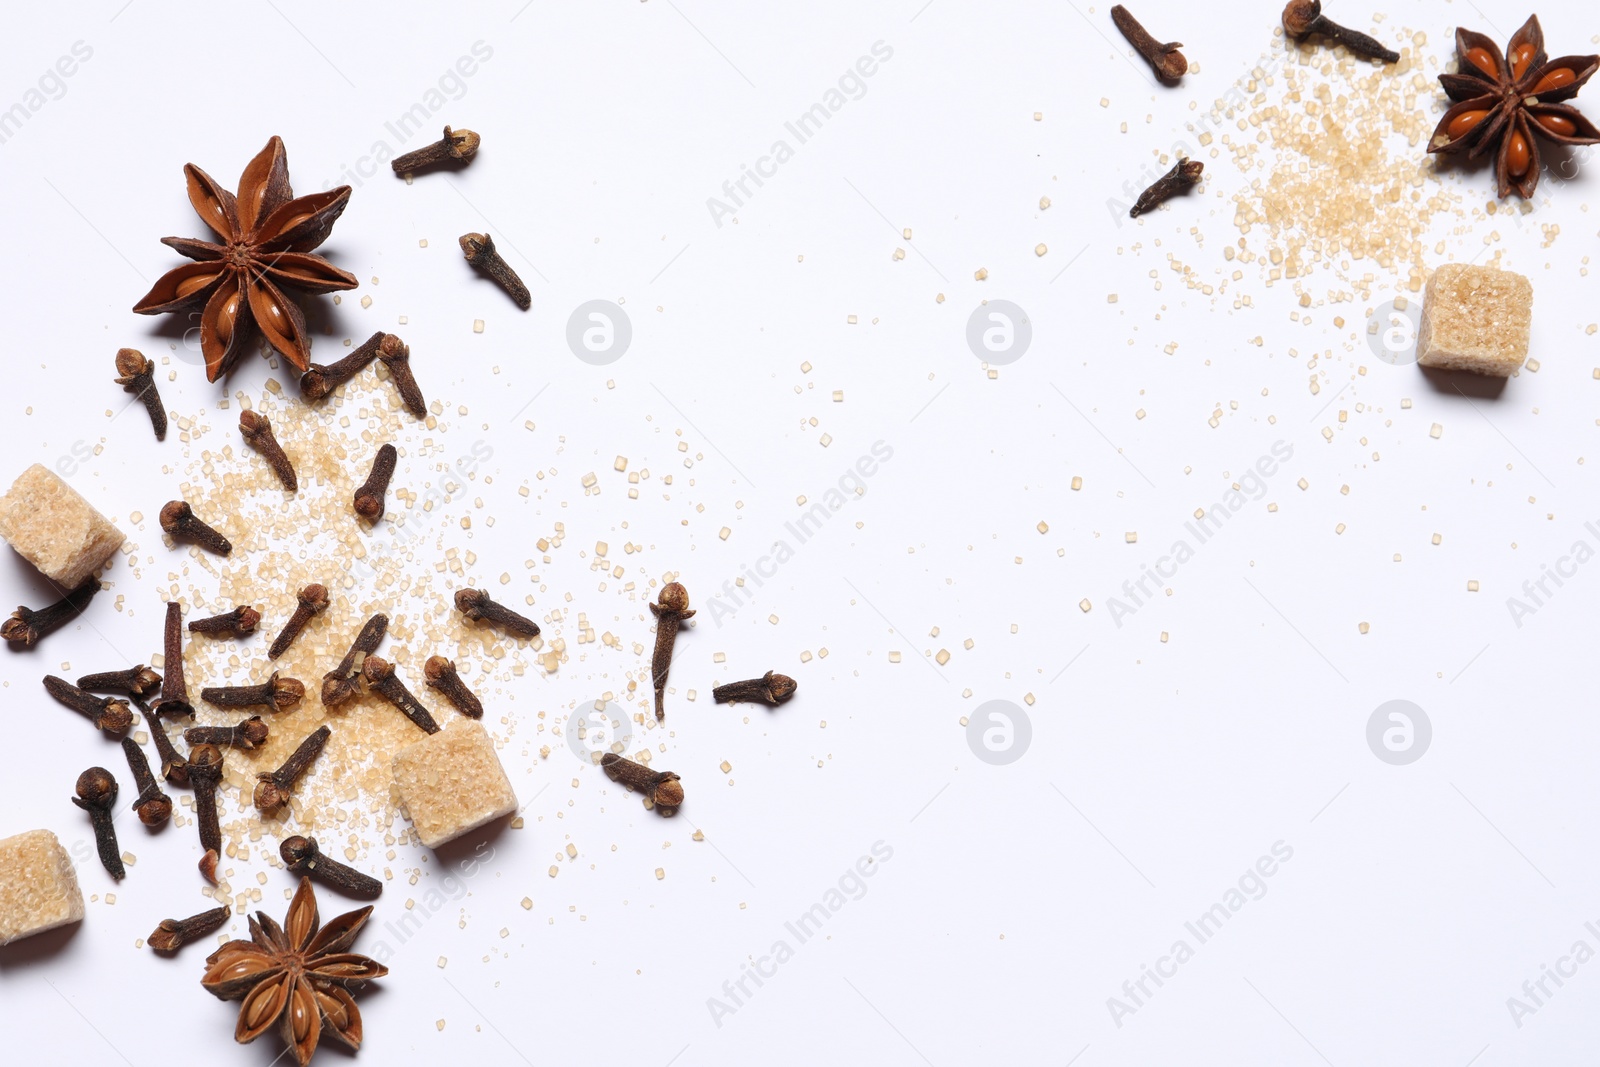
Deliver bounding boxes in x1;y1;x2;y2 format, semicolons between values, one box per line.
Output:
201;876;387;1066
1427;15;1599;198
133;137;358;382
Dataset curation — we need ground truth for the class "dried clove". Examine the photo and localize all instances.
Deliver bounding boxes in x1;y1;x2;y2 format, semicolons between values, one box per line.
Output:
2;577;101;647
280;835;382;897
391;125;481;173
377;334;426;418
77;664;162;699
601;753;683;816
139;696;190;788
202;673;306;711
159;500;232;555
147;905;230;953
120;737;172;827
238;410;297;491
1129;159;1204;217
300;330;386;401
72;767;125;879
1110;5;1187;82
188;744;224;882
184;716;270;751
1281;0;1398;63
424;656;483;718
454;587;540;639
188;605;261;636
322;613;389;707
459;232;530;310
354;443;396;521
711;670;798;707
152;600;195;719
254;725;331;815
268;582;329;660
648;582;694;721
43;675;133;736
361;656;440;734
113;347;167;441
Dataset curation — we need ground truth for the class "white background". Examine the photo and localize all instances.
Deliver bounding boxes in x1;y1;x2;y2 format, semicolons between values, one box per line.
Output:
2;1;1599;1064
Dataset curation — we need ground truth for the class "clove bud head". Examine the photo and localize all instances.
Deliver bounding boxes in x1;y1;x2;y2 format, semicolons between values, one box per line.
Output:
299;583;331;612
654;777;685;810
299;366;336;400
354;492;383;521
361;655;395;685
114;347;153;381
459;232;493;260
272;677;307;708
158;499;192;531
197;606;261;634
189;743;224;777
74;767;118;808
424;656;456;684
134;792;172;827
100;700;134;735
146;920;187;953
238;409;271;440
279;835;319;867
443;126;481;160
1281;0;1321;37
321;673;360;707
657;582;691;613
767;672;799;703
254;778;289;816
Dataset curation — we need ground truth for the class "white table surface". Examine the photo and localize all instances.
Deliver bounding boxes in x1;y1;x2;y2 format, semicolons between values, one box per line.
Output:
2;1;1598;1064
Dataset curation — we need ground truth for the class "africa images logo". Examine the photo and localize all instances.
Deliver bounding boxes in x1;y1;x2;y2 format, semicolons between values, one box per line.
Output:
965;700;1032;765
965;301;1033;365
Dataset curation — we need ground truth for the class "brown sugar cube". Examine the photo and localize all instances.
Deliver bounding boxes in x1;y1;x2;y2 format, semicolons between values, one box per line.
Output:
1416;263;1534;377
392;720;517;848
0;465;125;587
0;829;86;946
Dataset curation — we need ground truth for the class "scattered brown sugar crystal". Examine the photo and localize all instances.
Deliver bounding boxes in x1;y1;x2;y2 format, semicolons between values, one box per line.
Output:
0;830;85;945
1417;263;1534;377
392;719;517;848
0;465;125;587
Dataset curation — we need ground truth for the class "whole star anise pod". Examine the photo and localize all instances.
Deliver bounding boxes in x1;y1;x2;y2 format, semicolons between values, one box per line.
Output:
133;137;358;381
201;877;387;1066
1427;15;1599;198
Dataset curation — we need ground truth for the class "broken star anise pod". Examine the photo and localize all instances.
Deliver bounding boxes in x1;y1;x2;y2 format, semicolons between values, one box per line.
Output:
201;876;387;1066
1427;15;1599;198
133;136;357;382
